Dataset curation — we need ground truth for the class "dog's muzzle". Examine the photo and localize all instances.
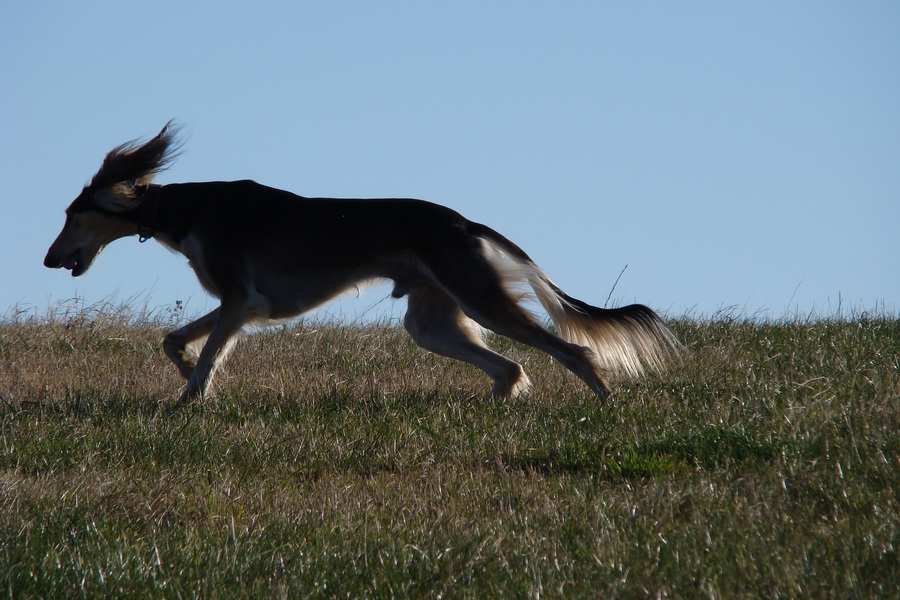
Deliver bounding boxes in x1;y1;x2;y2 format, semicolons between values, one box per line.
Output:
44;248;85;276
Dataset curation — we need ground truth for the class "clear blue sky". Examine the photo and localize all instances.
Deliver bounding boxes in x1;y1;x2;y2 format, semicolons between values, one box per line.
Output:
2;1;898;321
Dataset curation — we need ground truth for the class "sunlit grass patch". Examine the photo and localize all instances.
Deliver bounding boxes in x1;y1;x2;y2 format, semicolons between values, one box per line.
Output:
1;305;898;598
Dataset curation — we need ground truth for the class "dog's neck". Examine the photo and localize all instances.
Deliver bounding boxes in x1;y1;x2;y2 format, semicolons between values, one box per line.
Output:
138;185;162;243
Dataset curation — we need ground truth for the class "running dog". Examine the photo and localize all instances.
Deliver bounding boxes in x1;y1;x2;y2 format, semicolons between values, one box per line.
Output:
44;123;681;404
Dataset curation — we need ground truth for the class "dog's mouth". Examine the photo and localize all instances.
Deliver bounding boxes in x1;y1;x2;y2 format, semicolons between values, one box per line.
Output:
59;250;87;277
61;252;78;270
45;245;98;277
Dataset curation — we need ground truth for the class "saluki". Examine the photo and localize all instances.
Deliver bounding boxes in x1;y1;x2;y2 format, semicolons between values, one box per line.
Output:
45;123;681;404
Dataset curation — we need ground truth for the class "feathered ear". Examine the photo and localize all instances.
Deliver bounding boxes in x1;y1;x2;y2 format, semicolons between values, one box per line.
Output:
94;183;143;212
88;120;183;193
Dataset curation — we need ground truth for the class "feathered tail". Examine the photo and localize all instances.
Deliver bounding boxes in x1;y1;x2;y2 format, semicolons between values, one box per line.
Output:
471;223;682;377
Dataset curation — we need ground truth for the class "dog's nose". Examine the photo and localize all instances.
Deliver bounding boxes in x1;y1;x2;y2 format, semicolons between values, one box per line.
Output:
44;250;61;268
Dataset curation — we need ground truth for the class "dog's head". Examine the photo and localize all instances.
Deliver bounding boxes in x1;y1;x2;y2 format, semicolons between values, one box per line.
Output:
44;122;181;277
43;188;142;277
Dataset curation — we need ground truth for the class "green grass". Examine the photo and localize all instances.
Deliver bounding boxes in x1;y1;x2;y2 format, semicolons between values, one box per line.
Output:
1;305;898;598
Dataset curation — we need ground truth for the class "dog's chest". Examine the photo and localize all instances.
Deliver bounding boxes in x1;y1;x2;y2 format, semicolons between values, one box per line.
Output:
178;234;221;296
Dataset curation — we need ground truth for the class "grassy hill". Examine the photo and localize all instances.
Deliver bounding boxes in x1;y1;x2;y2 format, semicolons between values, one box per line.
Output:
1;305;897;598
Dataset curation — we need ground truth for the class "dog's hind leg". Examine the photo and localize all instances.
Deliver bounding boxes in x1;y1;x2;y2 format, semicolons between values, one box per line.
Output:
428;256;612;400
469;307;611;400
404;284;531;397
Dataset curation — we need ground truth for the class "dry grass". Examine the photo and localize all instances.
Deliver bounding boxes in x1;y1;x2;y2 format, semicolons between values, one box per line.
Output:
1;303;898;598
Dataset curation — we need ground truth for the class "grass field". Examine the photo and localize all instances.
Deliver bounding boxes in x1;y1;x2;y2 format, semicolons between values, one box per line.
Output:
1;302;898;598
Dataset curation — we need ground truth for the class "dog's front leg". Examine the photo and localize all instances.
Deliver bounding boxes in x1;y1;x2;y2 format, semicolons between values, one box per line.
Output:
163;309;220;380
175;303;250;405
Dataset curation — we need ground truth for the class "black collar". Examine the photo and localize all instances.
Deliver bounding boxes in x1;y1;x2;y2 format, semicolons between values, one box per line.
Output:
138;185;161;243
